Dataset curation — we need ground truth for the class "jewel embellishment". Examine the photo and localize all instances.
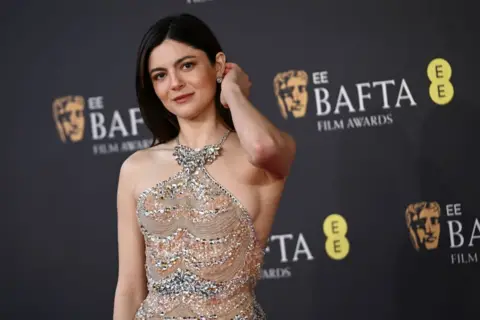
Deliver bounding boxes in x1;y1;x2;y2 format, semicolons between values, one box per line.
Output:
173;144;222;173
135;129;268;320
173;130;230;173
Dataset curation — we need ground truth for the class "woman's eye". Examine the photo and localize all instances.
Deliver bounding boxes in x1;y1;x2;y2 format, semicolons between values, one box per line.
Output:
154;73;166;80
183;62;194;69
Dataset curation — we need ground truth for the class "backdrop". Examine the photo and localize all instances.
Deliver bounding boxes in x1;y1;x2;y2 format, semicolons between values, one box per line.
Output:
3;0;479;319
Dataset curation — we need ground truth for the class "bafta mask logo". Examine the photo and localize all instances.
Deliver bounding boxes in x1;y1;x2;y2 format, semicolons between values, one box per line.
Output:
405;201;441;251
52;95;85;143
273;70;308;119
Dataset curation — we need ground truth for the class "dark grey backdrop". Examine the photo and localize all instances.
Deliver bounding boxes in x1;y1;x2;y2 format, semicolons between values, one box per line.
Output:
3;0;479;319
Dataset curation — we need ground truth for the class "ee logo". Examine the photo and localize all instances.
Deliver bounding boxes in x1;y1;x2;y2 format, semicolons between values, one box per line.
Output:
427;58;454;105
323;213;350;260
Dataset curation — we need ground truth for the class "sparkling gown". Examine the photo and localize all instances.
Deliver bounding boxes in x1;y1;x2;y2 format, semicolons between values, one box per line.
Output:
134;131;266;320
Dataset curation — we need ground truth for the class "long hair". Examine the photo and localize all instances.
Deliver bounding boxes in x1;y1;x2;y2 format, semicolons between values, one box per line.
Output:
135;13;235;146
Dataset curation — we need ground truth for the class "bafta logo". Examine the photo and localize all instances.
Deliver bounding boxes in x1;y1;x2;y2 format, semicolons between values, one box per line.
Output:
52;95;85;143
405;201;441;251
273;70;308;119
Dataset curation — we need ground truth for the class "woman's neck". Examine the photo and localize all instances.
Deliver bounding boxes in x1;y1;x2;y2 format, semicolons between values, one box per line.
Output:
176;116;229;149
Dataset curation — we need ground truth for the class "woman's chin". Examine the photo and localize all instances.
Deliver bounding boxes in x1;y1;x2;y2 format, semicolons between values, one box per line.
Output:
173;107;206;121
171;103;214;121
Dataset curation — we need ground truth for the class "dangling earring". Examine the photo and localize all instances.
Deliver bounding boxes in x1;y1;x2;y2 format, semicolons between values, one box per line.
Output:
216;76;223;84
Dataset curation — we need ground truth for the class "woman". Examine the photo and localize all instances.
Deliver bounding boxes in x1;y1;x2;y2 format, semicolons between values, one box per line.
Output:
113;13;296;320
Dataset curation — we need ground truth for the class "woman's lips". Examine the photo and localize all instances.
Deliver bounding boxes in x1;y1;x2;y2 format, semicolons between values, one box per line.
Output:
173;93;194;104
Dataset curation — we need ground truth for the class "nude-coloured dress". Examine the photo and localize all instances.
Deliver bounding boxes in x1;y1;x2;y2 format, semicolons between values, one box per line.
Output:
134;131;266;320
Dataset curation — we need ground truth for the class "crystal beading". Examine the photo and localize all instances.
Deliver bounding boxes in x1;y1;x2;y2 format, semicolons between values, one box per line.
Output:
135;130;266;320
173;130;230;174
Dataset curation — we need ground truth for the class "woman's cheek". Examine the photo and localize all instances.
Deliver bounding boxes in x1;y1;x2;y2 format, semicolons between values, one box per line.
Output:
154;82;169;103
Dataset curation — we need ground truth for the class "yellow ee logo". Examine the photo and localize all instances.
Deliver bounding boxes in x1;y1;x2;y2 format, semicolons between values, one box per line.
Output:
427;58;454;105
323;214;350;260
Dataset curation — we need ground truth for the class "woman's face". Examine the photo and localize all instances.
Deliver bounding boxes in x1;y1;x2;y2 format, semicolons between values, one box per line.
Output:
148;39;223;120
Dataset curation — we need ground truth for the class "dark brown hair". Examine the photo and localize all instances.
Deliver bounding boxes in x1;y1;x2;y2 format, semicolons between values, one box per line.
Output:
135;13;234;146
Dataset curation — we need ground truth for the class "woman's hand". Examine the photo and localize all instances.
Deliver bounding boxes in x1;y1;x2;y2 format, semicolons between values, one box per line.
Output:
217;63;296;179
220;62;251;108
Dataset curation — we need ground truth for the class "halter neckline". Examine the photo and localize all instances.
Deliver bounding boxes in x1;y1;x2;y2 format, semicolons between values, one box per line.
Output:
174;129;230;149
172;130;231;173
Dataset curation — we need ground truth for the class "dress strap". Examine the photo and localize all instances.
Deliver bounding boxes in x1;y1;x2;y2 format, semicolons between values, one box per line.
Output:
173;129;231;173
175;129;230;148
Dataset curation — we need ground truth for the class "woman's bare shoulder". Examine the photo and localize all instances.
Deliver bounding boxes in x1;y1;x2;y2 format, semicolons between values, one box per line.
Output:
118;140;184;200
119;141;176;177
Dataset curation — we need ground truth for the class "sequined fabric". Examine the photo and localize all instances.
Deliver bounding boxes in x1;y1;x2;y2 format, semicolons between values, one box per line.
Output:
134;134;266;320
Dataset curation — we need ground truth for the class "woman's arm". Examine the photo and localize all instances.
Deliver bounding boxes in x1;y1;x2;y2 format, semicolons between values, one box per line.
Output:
221;63;296;179
113;158;147;320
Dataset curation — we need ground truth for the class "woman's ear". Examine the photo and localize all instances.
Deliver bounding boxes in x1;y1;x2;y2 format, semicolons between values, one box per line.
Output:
215;52;226;77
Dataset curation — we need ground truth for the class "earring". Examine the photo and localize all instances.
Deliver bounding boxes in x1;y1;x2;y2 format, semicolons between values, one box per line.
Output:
216;77;223;84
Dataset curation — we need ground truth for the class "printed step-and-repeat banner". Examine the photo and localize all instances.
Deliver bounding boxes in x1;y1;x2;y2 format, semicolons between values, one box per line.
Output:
3;0;478;319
